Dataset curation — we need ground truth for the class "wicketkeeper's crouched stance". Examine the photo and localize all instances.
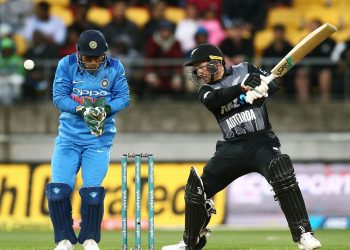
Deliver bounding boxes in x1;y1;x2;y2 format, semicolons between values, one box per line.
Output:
162;44;321;250
47;30;130;250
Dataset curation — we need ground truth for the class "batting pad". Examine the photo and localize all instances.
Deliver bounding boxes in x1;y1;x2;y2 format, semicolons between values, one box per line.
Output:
46;182;77;244
183;167;215;249
77;186;106;243
269;155;312;242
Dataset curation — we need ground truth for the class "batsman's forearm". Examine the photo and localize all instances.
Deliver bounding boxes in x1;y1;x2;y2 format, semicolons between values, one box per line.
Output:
201;84;243;109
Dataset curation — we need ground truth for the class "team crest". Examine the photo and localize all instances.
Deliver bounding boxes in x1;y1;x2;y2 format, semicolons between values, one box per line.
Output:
89;41;97;49
101;79;109;88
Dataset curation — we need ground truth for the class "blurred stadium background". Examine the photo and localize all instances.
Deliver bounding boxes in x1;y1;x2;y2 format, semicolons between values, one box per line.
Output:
1;0;350;248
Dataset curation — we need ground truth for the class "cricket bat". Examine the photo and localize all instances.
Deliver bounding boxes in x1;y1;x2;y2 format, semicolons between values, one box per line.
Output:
263;23;337;84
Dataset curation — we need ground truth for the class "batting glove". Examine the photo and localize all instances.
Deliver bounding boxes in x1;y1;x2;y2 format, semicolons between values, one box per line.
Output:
241;73;261;92
241;73;269;97
254;81;269;97
245;90;264;104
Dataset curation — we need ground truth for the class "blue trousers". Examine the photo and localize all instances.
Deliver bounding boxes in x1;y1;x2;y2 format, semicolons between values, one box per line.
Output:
51;137;111;189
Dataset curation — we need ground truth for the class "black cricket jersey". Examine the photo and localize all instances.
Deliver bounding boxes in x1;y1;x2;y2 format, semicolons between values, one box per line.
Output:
198;62;279;140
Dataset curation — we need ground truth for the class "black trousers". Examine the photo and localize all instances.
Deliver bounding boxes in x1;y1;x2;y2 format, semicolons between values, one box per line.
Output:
201;131;282;199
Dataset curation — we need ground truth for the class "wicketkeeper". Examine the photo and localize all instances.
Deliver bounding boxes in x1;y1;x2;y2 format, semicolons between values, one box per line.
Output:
162;44;321;250
46;30;130;250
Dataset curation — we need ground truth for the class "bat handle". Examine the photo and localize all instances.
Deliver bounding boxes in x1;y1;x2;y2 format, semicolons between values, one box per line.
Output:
262;74;277;86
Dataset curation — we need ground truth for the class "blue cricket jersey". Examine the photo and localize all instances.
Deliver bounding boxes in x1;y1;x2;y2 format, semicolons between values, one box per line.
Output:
52;54;130;146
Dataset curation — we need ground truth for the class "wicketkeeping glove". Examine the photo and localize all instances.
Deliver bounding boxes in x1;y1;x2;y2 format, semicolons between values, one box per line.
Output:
93;98;111;119
89;98;111;136
76;98;110;136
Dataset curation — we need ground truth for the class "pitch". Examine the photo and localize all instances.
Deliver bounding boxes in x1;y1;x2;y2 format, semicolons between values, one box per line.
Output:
0;229;349;249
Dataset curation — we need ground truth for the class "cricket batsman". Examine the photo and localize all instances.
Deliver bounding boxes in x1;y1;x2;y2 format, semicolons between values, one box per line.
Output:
162;44;321;250
46;30;130;250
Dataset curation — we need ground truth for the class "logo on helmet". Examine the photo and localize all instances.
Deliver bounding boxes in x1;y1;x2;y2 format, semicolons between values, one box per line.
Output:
191;48;198;57
89;41;97;49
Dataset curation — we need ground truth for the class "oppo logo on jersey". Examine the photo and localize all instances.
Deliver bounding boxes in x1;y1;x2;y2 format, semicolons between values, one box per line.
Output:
71;88;108;105
72;88;108;97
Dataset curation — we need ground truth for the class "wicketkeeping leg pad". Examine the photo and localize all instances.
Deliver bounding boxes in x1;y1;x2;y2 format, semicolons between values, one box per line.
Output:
269;154;312;242
183;167;216;250
77;186;106;244
46;182;77;244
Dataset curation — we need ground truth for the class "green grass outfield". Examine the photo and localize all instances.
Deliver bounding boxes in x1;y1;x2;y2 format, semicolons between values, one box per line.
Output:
0;229;349;250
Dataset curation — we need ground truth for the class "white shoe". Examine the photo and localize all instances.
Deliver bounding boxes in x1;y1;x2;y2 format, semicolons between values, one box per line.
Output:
54;240;74;250
82;239;100;250
161;240;187;250
298;232;321;250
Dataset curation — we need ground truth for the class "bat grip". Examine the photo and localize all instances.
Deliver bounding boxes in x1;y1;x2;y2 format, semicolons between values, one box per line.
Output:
262;74;277;85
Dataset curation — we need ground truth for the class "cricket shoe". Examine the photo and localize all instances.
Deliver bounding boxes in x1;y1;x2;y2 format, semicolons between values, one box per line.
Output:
54;240;74;250
82;239;100;250
161;240;187;250
161;236;207;250
298;232;321;250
